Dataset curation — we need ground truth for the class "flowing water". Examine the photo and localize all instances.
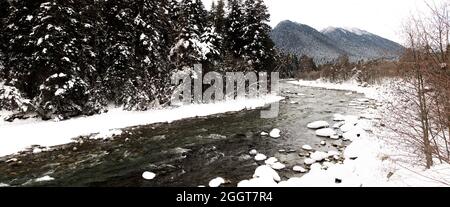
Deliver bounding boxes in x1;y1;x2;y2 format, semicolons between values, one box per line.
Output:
0;81;368;187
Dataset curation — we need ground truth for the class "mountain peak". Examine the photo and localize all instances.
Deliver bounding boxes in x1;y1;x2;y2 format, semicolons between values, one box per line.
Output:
343;27;371;36
271;20;404;63
322;27;371;36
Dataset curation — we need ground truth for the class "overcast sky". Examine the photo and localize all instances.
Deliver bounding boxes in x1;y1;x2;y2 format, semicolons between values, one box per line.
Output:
202;0;447;43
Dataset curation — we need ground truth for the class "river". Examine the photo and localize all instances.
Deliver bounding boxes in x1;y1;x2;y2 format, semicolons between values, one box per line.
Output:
0;81;370;187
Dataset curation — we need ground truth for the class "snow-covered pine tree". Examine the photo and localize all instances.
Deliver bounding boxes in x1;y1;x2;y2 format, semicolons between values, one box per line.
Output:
0;0;9;80
212;0;227;36
76;0;109;114
3;1;44;95
242;0;276;72
225;0;246;59
206;0;226;66
169;0;218;70
144;0;176;105
102;0;148;110
27;1;90;119
103;0;171;110
221;0;254;72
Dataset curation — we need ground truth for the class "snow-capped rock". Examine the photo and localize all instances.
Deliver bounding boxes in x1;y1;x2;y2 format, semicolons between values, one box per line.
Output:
271;162;286;170
333;114;346;121
32;148;43;154
310;151;328;162
327;151;340;157
293;166;307;173
253;165;281;182
209;177;226;187
333;122;345;129
302;145;313;151
304;158;316;165
237;177;278;187
265;157;278;165
269;129;281;138
357;98;370;103
343;128;366;141
316;128;337;138
330;134;341;140
255;153;267;161
340;120;359;133
249;149;258;155
142;171;156;180
307;121;330;129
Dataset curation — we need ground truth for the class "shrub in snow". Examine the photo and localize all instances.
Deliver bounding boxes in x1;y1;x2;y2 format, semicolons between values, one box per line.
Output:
0;84;32;112
36;75;89;119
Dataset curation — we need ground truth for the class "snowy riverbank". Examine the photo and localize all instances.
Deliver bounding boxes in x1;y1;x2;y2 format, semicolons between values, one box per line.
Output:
235;79;450;187
0;95;283;158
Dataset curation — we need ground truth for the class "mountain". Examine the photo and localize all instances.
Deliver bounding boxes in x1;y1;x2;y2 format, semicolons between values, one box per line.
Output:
322;27;404;61
270;20;404;64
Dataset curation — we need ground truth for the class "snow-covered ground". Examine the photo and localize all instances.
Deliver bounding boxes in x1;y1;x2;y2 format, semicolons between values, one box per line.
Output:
236;79;450;187
0;95;283;157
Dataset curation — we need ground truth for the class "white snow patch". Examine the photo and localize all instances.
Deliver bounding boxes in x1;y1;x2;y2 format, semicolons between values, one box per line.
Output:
0;95;283;157
92;129;123;140
35;176;54;182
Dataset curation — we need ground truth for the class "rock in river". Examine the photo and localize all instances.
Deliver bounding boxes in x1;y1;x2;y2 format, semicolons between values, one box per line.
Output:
255;153;267;161
209;177;225;187
142;171;156;180
315;128;337;138
269;129;281;138
307;121;330;129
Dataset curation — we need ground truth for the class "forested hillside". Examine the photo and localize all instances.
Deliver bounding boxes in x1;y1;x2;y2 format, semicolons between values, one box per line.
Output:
0;0;276;120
